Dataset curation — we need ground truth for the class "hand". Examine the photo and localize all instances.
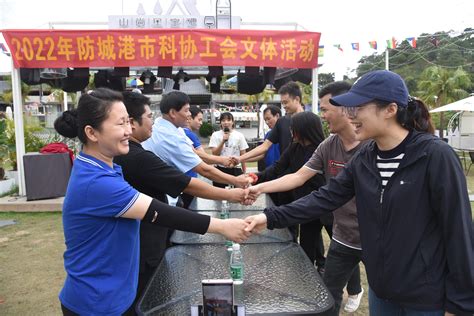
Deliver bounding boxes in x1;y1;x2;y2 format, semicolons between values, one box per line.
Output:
220;156;234;167
220;218;252;243
444;313;455;316
222;132;230;142
248;184;262;200
230;155;240;166
226;188;248;203
248;172;258;184
244;213;268;234
240;188;256;205
233;174;252;188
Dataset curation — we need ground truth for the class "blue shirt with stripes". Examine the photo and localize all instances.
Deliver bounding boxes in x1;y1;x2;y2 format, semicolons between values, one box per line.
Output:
59;152;140;315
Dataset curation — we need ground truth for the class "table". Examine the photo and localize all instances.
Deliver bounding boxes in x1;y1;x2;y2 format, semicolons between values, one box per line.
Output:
137;243;334;315
189;193;274;212
171;211;293;244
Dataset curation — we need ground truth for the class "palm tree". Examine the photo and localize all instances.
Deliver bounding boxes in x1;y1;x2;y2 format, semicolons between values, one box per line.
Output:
417;66;471;138
0;75;31;104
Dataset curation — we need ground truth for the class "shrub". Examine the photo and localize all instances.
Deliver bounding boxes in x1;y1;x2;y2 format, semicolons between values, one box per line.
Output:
199;122;214;138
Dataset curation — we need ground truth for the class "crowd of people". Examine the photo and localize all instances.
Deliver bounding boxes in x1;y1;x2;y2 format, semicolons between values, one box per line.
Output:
55;71;473;315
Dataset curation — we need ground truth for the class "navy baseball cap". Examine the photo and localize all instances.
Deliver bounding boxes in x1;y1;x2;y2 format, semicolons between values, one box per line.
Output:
330;70;409;107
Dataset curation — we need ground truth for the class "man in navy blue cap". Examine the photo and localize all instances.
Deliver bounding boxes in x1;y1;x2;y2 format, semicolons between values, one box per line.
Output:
246;70;474;315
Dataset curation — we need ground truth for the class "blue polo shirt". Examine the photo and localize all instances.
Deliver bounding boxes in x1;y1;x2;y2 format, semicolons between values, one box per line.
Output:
59;152;140;316
142;118;202;174
183;128;201;178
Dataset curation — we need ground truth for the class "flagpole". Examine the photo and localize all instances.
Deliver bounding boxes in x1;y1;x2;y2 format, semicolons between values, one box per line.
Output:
385;48;389;70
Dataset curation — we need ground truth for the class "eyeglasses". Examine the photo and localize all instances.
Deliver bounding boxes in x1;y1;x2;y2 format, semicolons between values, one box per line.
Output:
342;106;359;118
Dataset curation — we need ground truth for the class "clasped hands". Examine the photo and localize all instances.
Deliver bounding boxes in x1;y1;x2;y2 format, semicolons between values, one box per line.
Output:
218;213;268;243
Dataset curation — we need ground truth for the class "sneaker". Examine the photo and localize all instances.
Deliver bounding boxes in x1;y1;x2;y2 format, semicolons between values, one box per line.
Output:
344;288;364;313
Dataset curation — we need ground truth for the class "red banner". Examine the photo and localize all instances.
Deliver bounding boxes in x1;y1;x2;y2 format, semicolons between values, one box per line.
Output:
1;29;320;69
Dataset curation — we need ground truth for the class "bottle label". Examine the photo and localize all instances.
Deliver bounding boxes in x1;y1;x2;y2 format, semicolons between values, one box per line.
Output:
219;212;229;219
231;264;243;280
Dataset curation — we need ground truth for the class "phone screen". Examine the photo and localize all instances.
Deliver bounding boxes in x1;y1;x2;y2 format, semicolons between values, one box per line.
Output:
202;280;234;316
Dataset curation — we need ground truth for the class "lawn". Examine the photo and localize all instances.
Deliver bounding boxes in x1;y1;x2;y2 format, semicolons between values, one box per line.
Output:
0;172;473;315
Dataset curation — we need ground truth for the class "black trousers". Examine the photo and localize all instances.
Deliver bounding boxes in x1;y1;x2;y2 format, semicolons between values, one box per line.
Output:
212;166;243;188
299;214;333;267
323;240;363;315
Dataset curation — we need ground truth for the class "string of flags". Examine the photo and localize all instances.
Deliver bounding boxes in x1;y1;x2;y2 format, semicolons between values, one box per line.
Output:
0;43;10;56
317;36;436;57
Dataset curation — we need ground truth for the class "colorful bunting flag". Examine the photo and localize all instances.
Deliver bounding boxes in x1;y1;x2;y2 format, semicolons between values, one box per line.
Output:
0;43;9;55
369;41;378;50
386;37;397;49
318;45;324;57
406;37;417;48
351;43;360;51
333;44;343;52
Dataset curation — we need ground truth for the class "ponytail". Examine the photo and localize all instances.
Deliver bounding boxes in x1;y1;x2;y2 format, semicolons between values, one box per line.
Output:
396;97;435;134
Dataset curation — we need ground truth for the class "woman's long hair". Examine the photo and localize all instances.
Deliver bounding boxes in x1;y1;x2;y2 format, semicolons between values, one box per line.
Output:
290;112;325;146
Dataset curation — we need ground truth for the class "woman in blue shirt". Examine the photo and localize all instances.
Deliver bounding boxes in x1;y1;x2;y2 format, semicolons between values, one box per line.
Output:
55;88;251;316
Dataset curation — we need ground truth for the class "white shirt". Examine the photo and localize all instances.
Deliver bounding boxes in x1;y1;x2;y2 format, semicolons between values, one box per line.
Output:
209;129;249;168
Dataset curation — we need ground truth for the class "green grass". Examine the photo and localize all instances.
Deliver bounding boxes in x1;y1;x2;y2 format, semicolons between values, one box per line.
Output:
0;212;64;316
0;172;472;315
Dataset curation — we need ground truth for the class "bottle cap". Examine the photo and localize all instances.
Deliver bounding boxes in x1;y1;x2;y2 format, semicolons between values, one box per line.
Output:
232;243;240;251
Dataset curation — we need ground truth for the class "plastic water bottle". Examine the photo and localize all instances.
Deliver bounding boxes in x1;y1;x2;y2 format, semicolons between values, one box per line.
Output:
220;200;234;250
230;243;244;284
220;200;230;219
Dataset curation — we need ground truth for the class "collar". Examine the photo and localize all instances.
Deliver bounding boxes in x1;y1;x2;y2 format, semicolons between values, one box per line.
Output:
77;152;122;174
157;117;179;131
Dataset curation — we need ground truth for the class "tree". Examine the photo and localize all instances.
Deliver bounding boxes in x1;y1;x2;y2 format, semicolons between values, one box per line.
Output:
417;66;471;138
0;75;31;104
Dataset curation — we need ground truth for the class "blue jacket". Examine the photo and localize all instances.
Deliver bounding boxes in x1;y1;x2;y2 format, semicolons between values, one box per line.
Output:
264;131;474;314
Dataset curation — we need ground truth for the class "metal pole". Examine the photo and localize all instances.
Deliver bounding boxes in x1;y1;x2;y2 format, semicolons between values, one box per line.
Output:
63;91;68;111
11;60;26;196
312;67;319;114
385;48;389;70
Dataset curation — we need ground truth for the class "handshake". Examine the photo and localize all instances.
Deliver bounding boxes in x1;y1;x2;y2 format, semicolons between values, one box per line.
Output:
214;213;268;244
227;173;263;203
219;155;242;168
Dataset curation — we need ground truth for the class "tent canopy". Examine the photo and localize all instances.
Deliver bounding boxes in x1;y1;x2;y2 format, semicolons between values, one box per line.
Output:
430;96;474;113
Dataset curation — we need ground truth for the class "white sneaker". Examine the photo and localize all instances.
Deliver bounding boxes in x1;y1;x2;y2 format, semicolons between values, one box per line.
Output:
344;288;364;313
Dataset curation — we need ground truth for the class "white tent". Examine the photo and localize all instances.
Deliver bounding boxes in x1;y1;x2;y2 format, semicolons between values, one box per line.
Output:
431;96;474;150
429;96;474;113
0;53;12;74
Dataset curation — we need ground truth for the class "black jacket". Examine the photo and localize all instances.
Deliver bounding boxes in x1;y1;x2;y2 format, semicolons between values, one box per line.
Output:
256;142;325;205
264;131;474;314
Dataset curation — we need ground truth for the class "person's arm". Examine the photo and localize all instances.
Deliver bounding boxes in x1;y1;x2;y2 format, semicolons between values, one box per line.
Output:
428;144;474;314
194;147;232;167
184;178;248;203
251;166;317;196
240;149;247;173
211;137;226;156
235;139;273;163
254;144;294;184
209;130;227;156
122;193;251;243
253;153;266;162
194;161;251;188
245;159;356;231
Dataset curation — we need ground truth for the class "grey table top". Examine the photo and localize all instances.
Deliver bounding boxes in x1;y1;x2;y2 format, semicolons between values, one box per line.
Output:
189;193;274;212
138;243;334;315
171;210;293;244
